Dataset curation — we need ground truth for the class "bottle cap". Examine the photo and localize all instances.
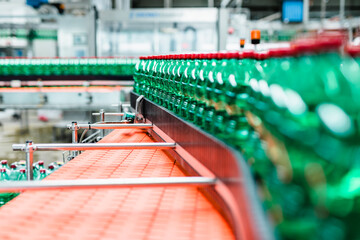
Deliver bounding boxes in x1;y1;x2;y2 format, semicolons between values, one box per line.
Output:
1;160;7;165
0;168;6;173
291;38;319;54
10;164;16;169
20;169;26;173
255;51;269;60
242;50;255;59
193;53;200;59
48;165;55;170
40;169;46;174
216;52;227;59
38;161;44;166
198;54;206;59
251;30;261;44
268;48;295;58
225;51;239;59
209;53;218;59
317;37;343;51
345;45;360;57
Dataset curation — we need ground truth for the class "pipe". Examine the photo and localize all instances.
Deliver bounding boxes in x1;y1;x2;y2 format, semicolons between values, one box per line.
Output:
208;0;214;7
81;130;101;143
340;0;345;23
67;123;153;130
13;142;176;151
71;121;79;159
321;0;327;22
100;109;105;138
0;177;217;193
221;0;232;8
25;141;34;181
303;0;309;25
92;113;125;116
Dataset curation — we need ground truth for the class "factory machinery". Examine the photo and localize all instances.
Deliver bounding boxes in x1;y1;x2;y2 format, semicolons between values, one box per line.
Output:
0;32;360;240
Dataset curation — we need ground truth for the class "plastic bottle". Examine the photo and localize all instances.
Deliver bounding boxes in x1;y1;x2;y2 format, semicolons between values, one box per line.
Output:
17;169;27;181
47;164;56;174
33;160;45;179
0;168;10;181
38;169;48;180
201;53;218;131
9;164;19;181
0;160;10;170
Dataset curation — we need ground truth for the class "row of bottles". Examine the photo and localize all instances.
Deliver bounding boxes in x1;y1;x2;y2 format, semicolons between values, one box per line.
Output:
133;34;360;240
0;57;137;76
0;160;64;207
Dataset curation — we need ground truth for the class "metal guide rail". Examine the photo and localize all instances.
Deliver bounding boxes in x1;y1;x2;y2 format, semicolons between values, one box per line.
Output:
0;127;235;240
0;94;271;240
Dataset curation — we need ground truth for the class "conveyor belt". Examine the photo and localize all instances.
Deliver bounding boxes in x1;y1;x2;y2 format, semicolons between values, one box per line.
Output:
0;129;234;240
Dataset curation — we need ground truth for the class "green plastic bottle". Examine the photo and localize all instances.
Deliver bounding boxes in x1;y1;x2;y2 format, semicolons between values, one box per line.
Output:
0;168;10;181
9;164;19;181
0;160;9;170
17;169;27;181
37;169;48;180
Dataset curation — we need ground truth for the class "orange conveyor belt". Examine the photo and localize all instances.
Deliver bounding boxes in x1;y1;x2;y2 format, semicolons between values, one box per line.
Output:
0;129;235;240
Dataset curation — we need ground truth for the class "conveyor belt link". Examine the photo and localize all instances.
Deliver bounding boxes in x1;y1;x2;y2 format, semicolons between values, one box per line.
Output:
0;129;234;240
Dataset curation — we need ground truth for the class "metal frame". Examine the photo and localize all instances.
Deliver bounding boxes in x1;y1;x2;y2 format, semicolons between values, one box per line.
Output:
68;123;153;130
0;177;216;193
13;142;175;180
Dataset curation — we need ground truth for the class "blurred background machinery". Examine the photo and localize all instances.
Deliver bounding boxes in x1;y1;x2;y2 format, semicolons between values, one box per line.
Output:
0;0;358;58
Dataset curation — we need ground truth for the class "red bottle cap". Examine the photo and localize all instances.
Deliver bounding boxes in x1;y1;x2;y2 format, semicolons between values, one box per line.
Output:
317;37;343;51
291;38;319;54
216;52;227;59
209;53;218;59
40;169;46;174
198;54;205;59
48;165;55;170
38;161;44;166
345;45;360;57
1;160;7;165
242;50;255;59
255;51;269;60
10;164;16;169
268;48;295;58
20;169;26;173
225;51;239;59
0;168;6;173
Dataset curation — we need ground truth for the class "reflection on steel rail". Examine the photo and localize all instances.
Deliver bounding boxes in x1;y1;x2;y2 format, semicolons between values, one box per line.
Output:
12;142;176;151
0;177;217;193
92;112;125;116
67;123;153;129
